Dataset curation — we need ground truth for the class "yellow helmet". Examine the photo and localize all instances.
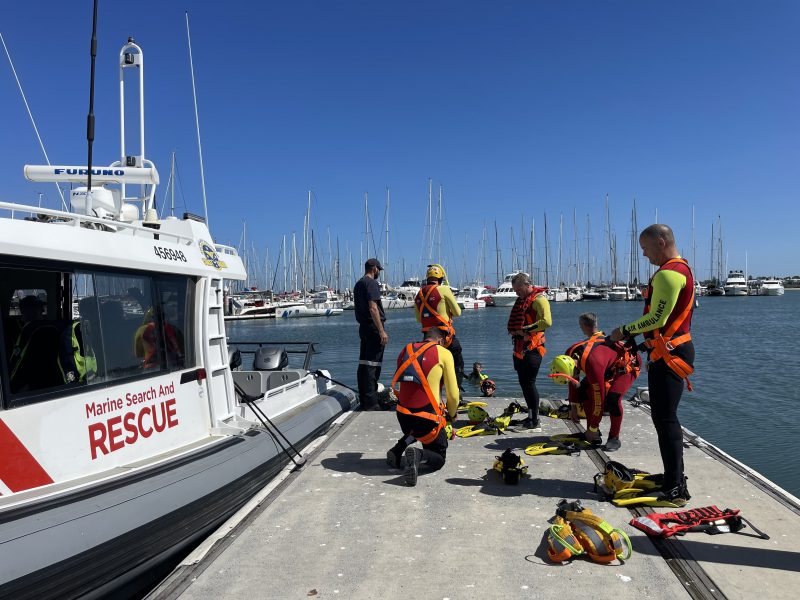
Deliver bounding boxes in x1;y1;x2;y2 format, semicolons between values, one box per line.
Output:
549;354;577;385
467;404;489;423
426;264;445;280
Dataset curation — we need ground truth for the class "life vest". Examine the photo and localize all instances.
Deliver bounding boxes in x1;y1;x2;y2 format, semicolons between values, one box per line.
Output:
59;321;97;383
390;341;446;444
547;500;632;564
135;320;182;369
508;291;546;359
631;506;746;538
642;257;695;390
566;332;640;392
415;284;455;347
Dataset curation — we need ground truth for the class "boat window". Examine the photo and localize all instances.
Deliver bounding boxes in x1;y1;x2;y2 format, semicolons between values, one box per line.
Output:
0;262;195;407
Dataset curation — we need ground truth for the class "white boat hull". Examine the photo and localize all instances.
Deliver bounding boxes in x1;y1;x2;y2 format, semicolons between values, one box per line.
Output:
277;306;343;318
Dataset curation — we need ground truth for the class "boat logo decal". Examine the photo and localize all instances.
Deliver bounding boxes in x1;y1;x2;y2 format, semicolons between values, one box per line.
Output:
199;240;227;270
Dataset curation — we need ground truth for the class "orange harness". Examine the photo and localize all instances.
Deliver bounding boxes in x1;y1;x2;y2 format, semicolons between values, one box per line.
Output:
416;285;455;347
391;341;446;444
568;332;640;393
643;258;695;390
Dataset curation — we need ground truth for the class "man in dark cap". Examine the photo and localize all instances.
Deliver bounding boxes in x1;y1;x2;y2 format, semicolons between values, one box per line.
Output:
354;258;389;410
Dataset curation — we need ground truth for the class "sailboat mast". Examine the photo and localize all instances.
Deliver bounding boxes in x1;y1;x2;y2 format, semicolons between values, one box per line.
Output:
543;212;550;288
495;221;501;284
385;187;390;279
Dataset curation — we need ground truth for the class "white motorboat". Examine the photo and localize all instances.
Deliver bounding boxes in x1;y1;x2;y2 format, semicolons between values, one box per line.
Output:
225;290;276;320
492;272;524;307
759;278;785;296
0;38;355;599
566;286;583;302
382;291;416;309
547;288;568;302
457;283;492;309
723;270;748;296
394;277;422;298
581;288;607;301
607;285;629;301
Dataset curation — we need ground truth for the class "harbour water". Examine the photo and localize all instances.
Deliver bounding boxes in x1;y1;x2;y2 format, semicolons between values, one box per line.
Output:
226;291;800;497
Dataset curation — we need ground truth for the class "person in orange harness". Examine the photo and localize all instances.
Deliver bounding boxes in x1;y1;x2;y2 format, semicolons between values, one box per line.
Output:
414;264;465;393
560;312;640;452
610;224;695;505
386;327;459;486
507;272;552;430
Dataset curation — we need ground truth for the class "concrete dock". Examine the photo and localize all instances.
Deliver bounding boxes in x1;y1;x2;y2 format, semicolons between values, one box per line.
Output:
150;396;800;600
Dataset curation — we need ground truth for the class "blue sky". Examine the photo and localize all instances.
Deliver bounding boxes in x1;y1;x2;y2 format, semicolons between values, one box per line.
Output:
2;1;798;287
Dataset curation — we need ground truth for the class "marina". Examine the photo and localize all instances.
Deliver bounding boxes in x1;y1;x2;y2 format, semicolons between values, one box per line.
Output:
2;2;799;598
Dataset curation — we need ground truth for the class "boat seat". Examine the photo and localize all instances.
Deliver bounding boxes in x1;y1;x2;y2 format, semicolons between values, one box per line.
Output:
232;369;303;398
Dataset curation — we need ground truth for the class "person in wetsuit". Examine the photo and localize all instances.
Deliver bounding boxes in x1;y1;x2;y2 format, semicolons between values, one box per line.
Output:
610;224;695;506
507;273;552;430
414;264;464;393
564;312;640;452
386;327;459;486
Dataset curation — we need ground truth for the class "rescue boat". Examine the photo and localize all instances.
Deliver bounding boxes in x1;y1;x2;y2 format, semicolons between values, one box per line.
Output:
0;39;356;599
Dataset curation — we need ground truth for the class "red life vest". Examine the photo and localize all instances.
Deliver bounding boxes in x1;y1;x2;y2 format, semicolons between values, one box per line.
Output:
508;291;546;359
415;284;455;346
631;506;743;538
390;341;446;444
642;257;695;389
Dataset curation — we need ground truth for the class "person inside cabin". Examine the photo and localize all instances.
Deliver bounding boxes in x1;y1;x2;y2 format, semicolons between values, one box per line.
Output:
8;295;61;393
134;304;184;370
59;296;99;385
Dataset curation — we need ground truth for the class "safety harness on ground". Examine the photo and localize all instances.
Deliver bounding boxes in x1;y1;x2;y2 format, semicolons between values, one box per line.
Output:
416;283;455;347
630;506;769;539
546;499;632;564
391;341;446;444
642;257;695;390
492;448;528;485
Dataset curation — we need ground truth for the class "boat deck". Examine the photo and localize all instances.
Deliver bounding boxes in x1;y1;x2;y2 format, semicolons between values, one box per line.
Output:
150;396;800;600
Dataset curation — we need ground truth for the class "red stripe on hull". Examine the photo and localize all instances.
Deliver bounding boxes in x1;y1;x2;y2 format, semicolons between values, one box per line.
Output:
0;418;54;492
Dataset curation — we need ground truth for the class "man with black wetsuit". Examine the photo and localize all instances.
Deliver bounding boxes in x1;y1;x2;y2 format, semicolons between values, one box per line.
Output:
610;224;695;506
354;258;390;411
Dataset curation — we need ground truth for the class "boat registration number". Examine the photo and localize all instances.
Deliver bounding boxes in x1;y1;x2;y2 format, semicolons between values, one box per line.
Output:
154;245;188;262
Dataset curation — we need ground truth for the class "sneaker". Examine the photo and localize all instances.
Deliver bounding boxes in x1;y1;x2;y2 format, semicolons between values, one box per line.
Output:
403;447;421;486
386;448;403;469
661;483;691;507
603;437;621;452
518;418;542;432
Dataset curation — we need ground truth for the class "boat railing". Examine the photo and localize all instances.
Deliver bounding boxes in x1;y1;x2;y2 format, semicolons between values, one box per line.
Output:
0;201;195;245
228;341;319;371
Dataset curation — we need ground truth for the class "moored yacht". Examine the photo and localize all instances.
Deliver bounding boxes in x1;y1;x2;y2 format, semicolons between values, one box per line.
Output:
759;278;785;296
723;270;748;296
0;38;355;599
492;272;524;307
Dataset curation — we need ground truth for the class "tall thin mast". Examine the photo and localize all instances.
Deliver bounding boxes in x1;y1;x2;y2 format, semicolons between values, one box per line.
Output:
185;12;209;225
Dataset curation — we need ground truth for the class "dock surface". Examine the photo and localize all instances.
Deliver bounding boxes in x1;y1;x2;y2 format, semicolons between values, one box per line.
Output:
152;397;800;600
